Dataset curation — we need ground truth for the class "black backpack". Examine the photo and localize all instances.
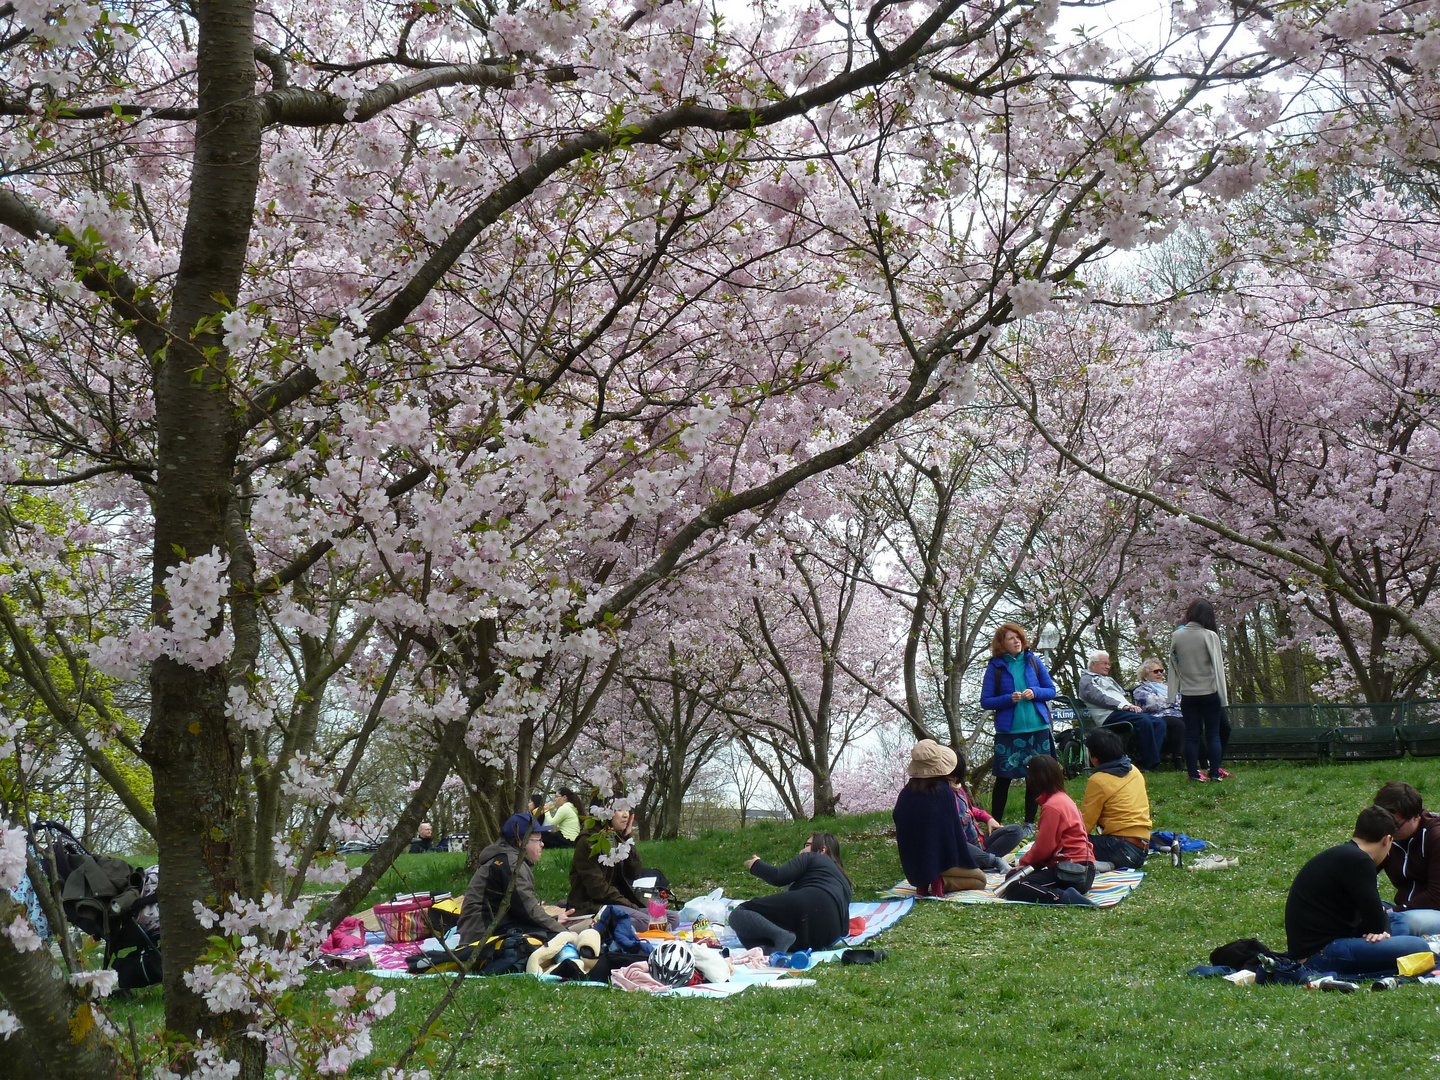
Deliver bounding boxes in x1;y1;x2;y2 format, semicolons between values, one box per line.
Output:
32;821;162;990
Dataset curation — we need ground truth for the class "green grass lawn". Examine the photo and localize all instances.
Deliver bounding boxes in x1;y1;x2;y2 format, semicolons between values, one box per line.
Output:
114;761;1440;1078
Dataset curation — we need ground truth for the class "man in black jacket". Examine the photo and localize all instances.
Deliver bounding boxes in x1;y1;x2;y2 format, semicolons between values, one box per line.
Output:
1284;805;1433;975
457;813;568;946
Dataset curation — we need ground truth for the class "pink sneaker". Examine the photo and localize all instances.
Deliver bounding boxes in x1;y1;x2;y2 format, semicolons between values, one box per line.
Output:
1188;774;1209;782
1216;768;1234;780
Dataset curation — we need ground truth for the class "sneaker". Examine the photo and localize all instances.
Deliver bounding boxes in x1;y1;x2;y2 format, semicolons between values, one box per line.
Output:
1188;774;1209;782
1187;854;1235;871
840;948;887;965
1216;768;1234;780
1020;823;1037;840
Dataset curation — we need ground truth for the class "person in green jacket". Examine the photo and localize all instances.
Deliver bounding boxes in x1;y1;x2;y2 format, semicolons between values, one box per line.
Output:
544;787;581;849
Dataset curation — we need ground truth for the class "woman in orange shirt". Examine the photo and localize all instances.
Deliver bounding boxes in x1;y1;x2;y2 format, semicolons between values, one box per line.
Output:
999;755;1096;903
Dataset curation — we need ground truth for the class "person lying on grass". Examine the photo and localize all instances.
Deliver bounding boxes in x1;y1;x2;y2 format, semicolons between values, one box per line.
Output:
1371;781;1440;939
731;832;853;955
458;812;569;946
1080;726;1151;871
893;739;985;897
999;755;1097;903
1284;805;1433;976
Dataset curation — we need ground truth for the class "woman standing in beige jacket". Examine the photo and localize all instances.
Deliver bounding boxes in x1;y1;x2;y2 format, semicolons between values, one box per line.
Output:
1167;600;1231;782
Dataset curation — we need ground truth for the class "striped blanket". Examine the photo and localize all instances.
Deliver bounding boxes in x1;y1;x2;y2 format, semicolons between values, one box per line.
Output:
884;867;1144;907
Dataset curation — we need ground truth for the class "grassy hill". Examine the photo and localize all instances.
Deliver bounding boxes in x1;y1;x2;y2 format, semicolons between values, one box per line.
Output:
118;759;1440;1078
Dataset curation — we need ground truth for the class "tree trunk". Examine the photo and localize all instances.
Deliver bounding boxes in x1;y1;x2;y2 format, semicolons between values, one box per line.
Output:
0;894;118;1080
139;0;263;1044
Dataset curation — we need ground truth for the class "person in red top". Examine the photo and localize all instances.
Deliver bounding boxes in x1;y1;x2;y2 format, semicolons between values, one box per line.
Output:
999;755;1096;903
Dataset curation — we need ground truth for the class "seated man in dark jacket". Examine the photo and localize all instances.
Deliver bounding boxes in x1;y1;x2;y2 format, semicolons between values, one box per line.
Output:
567;808;673;932
457;813;568;945
1284;805;1431;975
1373;780;1440;937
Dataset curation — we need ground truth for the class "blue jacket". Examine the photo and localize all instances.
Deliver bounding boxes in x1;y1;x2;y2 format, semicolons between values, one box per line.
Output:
979;651;1056;734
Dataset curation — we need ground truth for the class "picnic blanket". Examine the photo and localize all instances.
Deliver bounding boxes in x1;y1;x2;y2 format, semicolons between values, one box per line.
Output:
884;866;1144;907
362;897;915;996
844;898;913;943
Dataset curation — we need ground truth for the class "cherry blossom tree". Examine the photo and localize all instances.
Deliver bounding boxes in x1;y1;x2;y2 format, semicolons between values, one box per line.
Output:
1003;197;1440;700
0;0;1319;1068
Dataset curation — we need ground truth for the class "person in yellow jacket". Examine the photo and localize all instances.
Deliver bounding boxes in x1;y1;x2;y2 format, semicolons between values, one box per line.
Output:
1080;727;1152;870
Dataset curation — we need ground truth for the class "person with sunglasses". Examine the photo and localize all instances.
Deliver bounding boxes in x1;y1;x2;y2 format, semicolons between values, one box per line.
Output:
1131;658;1190;771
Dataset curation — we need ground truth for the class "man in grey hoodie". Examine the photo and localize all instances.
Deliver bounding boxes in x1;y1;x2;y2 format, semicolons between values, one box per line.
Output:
1078;652;1165;770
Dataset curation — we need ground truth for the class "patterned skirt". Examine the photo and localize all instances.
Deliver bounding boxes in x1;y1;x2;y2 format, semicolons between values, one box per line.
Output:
991;728;1054;780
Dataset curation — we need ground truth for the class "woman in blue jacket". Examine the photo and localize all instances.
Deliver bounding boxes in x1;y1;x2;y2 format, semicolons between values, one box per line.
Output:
980;622;1057;830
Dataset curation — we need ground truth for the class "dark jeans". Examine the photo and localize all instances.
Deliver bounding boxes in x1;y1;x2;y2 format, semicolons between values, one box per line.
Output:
1308;935;1433;976
967;842;1005;873
983;824;1025;858
732;888;847;953
999;862;1096;902
1181;692;1226;779
1198;708;1231;773
1090;833;1147;869
1160;716;1186;762
1100;711;1166;769
542;833;575;849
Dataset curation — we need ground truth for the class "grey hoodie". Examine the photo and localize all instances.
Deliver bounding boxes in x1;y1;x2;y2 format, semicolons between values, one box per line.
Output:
1167;622;1228;705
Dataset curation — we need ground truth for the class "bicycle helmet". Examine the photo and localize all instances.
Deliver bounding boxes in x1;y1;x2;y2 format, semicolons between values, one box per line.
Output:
647;940;696;987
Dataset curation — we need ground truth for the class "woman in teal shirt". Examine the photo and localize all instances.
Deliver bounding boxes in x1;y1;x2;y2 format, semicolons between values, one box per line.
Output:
979;622;1057;829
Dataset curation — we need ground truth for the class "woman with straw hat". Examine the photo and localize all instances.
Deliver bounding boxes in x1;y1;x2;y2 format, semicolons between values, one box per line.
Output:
893;740;987;897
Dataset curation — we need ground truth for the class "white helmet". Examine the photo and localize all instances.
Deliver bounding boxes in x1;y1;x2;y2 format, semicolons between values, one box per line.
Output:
647;940;696;987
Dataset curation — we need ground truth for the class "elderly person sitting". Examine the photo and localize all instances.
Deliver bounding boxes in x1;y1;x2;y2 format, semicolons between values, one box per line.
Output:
1129;658;1187;768
1077;651;1166;771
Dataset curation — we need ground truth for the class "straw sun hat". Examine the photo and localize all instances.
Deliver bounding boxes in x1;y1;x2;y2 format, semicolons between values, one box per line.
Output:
907;739;957;778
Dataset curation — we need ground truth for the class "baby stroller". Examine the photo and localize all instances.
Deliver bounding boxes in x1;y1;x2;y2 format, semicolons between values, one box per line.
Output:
31;820;162;990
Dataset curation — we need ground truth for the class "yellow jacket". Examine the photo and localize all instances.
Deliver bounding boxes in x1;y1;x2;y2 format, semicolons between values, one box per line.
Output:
1081;767;1152;839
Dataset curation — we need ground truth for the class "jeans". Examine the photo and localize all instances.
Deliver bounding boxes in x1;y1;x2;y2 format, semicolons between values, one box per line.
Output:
983;824;1025;858
1388;908;1440;937
1090;833;1147;869
1308;934;1434;975
1198;709;1231;772
1097;711;1165;769
1181;693;1225;779
967;842;1009;873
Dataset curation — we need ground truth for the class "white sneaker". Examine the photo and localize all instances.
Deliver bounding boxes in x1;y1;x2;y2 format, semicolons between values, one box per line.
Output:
1187;854;1236;871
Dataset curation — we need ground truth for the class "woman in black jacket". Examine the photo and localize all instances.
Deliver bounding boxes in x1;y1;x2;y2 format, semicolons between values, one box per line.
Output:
729;833;853;954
